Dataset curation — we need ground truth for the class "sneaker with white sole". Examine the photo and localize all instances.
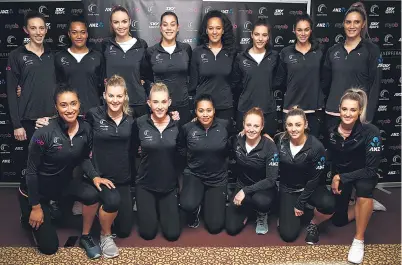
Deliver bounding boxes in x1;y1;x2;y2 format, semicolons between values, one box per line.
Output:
187;206;201;228
305;223;319;245
373;199;387;212
255;212;268;235
79;234;101;259
348;238;364;264
100;234;119;259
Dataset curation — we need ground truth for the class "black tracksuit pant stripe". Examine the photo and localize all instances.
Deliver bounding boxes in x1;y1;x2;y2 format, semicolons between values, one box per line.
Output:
278;186;335;243
180;173;227;234
225;187;276;236
135;186;181;241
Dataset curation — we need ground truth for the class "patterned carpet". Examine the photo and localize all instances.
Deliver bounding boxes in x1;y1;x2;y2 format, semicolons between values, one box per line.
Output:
0;244;400;265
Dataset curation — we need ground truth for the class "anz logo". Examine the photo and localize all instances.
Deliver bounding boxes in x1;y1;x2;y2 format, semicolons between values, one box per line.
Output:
269;153;279;166
316;156;325;170
368;136;381;152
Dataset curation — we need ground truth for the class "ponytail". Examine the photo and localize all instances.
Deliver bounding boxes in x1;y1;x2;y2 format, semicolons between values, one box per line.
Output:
340;87;368;123
344;2;369;39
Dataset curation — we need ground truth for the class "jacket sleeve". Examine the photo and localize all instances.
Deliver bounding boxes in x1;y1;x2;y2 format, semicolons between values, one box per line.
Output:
98;52;106;96
340;128;382;183
26;131;47;206
295;144;326;211
230;55;243;98
6;52;22;129
366;45;382;122
80;124;99;180
273;49;287;89
177;123;188;158
320;48;332;98
140;41;154;86
243;143;279;194
189;49;199;96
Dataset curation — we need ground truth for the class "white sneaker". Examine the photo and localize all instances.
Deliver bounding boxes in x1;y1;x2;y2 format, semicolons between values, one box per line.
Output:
348;238;364;264
72;201;83;216
373;199;387;212
255;212;268;235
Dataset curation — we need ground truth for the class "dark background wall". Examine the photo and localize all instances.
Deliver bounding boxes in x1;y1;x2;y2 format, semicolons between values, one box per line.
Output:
0;0;400;184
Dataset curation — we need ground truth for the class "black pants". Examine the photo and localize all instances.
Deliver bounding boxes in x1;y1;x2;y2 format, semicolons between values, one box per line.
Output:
180;173;227;234
278;186;335;242
79;180;133;238
332;177;377;227
135;186;181;241
130;104;149;118
170;104;191;127
225;187;276;236
19;178;100;255
237;111;278;137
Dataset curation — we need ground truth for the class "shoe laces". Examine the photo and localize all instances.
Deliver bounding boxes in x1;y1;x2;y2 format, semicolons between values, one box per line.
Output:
256;213;267;226
306;223;318;236
82;235;96;248
101;234;117;249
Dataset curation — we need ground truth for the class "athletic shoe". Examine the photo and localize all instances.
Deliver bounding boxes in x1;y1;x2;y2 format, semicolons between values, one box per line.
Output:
49;200;62;221
72;201;83;216
348;238;364;264
373;199;387;212
100;234;119;258
187;206;201;228
255;212;268;235
305;223;319;245
79;234;101;259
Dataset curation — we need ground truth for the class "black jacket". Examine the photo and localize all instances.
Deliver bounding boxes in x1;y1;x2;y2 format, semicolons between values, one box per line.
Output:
189;45;235;110
24;117;98;206
131;114;181;192
179;118;230;186
274;42;325;111
322;39;381;121
85;106;134;184
6;45;57;128
328;119;382;184
146;42;192;107
233;135;279;194
101;38;151;106
275;133;326;211
231;48;279;113
55;48;104;113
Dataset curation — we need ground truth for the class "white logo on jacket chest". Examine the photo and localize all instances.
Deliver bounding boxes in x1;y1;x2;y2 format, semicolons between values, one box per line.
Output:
61;57;69;65
201;53;208;63
144;130;153;141
99;119;108;130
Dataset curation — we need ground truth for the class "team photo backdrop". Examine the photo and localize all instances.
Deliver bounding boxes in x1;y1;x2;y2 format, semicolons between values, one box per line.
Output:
0;0;400;184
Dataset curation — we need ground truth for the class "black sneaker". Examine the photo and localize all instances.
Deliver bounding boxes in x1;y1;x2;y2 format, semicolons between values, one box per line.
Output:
305;223;319;245
187;206;201;228
49;200;62;221
79;234;101;259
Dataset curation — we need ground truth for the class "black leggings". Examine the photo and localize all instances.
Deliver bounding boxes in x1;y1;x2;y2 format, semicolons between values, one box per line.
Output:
77;180;133;238
278;186;335;242
332;177;377;227
225;187;276;236
180;173;227;234
237;111;277;137
135;186;181;241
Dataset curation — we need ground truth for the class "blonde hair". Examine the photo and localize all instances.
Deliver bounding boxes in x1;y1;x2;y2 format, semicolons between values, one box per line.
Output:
105;75;132;115
149;82;170;99
340;87;368;123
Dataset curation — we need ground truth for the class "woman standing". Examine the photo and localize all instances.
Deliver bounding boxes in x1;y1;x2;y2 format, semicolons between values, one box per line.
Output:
102;6;151;118
226;107;278;236
274;14;324;137
329;88;382;264
179;94;230;234
189;10;235;124
132;83;181;241
275;107;335;244
146;12;192;125
322;2;381;129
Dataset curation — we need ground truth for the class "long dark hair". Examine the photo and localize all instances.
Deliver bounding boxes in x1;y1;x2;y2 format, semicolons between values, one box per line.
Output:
199;10;235;53
294;13;315;44
344;2;369;39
